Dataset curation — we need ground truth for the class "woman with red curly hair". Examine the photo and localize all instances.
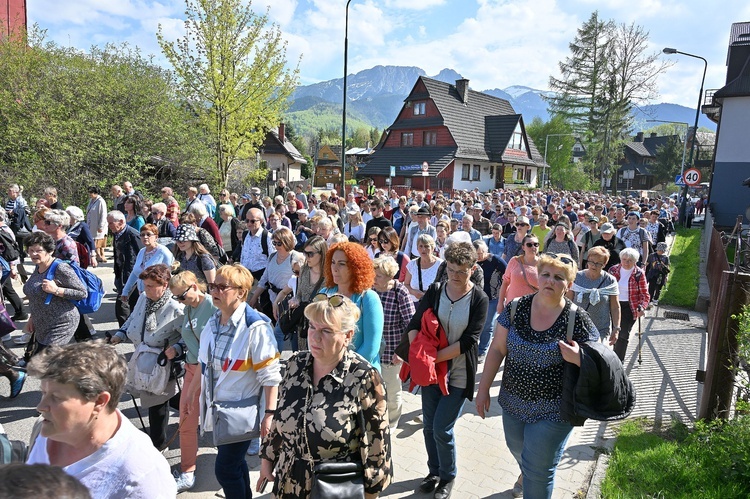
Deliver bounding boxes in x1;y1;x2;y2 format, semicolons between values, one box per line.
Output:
320;242;384;371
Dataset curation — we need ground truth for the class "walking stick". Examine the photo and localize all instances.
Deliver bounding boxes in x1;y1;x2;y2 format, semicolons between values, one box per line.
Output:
129;392;147;431
637;311;643;365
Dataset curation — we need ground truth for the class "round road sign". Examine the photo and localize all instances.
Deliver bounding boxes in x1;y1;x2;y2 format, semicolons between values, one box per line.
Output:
422;161;429;172
683;168;701;186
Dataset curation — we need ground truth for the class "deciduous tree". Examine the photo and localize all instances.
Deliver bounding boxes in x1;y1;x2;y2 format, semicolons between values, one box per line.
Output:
158;0;299;188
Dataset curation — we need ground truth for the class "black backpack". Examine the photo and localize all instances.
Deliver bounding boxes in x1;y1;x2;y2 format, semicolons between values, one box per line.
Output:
0;230;20;262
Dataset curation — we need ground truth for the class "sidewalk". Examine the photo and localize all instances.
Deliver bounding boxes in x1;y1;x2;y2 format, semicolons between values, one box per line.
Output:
0;245;708;498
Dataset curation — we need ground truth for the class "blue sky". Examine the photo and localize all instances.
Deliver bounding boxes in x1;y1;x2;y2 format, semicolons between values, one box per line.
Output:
26;0;750;108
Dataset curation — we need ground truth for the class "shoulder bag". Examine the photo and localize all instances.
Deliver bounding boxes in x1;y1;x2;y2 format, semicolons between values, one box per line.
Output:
304;377;365;499
125;321;171;396
207;315;262;446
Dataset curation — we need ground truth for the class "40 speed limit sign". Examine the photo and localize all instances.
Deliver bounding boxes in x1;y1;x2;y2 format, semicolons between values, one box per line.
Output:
683;168;701;186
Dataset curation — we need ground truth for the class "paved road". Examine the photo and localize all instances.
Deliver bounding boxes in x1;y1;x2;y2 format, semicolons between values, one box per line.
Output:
0;248;707;498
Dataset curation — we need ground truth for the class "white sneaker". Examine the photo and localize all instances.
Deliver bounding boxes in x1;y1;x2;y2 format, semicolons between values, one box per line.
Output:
173;470;196;493
13;333;31;345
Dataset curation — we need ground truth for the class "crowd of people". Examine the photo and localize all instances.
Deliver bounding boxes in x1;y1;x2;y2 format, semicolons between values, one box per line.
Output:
0;180;680;498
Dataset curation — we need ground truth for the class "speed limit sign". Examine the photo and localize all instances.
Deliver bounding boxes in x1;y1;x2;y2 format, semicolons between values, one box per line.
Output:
683;168;701;186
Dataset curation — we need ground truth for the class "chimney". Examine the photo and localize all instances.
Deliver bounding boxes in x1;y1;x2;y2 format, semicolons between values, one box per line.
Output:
456;79;469;103
279;123;286;142
650;132;658;138
635;132;644;142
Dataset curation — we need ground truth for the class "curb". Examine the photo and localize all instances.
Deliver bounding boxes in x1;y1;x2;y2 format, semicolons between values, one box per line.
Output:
584;452;610;499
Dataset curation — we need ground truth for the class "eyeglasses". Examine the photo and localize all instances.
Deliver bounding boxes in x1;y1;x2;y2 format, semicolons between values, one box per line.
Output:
140;232;155;238
272;240;283;246
378;238;391;244
445;266;471;276
208;283;238;293
172;287;191;301
547;253;576;267
314;293;346;308
587;261;605;268
525;242;540;247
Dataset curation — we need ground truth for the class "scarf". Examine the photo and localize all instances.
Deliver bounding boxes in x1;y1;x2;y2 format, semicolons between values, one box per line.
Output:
145;289;172;332
571;279;619;306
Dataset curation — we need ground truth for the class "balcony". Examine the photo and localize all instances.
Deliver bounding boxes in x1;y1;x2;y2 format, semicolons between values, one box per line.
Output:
702;89;721;124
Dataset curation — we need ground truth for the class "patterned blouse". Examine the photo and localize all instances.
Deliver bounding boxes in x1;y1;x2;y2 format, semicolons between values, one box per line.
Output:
497;294;598;423
261;350;392;498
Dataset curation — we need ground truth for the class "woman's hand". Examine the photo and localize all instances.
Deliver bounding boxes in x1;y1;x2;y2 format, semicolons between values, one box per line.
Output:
558;340;581;366
289;297;299;309
411;289;425;300
41;279;59;295
26;316;34;333
164;346;177;360
109;335;121;345
272;302;279;321
261;412;274;437
475;388;492;419
256;458;275;493
391;353;403;366
119;295;129;303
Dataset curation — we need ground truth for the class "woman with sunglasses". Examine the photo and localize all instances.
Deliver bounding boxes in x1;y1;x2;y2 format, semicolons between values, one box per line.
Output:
569;246;620;344
258;295;392;497
199;265;282;499
167;270;218;492
364;227;382;260
374;226;410;282
501;215;531;261
320;241;384;371
404;241;488;499
120;224;174;304
476;254;599;499
497;234;540;312
110;264;185;451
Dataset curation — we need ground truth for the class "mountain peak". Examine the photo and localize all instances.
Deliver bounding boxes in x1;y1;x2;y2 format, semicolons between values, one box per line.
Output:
430;68;464;83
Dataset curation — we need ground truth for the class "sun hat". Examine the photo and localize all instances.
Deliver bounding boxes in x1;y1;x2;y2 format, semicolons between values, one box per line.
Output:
174;224;199;242
600;223;616;234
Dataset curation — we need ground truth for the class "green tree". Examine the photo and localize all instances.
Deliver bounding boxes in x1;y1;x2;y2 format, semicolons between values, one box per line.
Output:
547;12;670;191
526;116;591;190
651;135;684;187
158;0;299;188
0;26;208;203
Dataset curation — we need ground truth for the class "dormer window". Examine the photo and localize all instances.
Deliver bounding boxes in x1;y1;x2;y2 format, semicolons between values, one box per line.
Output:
413;101;426;115
508;123;526;151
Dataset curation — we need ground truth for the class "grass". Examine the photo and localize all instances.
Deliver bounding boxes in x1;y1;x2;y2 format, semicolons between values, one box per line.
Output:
659;227;701;308
601;417;750;498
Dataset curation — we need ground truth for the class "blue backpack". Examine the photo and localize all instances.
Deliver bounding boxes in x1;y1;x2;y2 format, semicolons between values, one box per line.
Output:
44;259;104;314
0;256;10;284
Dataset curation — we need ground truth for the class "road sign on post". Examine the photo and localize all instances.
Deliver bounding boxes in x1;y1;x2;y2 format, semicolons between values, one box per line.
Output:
683;168;701;186
675;175;685;186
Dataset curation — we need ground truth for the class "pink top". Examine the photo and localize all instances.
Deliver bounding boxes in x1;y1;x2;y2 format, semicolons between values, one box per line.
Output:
502;255;539;305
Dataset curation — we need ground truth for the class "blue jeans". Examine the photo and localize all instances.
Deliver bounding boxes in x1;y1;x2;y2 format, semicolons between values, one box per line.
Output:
273;323;298;353
478;298;498;356
215;440;253;499
421;384;466;481
502;412;574;499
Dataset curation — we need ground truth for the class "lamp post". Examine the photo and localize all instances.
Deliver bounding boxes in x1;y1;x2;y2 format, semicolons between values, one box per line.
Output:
543;133;578;188
341;0;353;192
662;48;707;225
646;119;689;182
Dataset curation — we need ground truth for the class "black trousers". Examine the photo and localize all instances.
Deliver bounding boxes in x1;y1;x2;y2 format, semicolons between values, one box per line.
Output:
613;302;637;362
2;278;23;316
148;401;169;449
115;289;139;327
73;312;93;342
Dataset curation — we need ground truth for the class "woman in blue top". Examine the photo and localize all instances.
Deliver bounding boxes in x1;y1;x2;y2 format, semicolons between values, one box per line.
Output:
319;241;383;371
475;253;599;499
120;224;174;302
124;195;145;231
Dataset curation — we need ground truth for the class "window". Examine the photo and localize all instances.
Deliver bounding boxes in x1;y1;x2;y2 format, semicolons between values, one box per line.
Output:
472;165;481;181
401;132;414;147
404;177;412;187
515;167;524;181
325;169;333;175
461;164;470;180
413;101;426;115
423;131;437;146
322;153;329;159
508;123;527;151
640;176;647;185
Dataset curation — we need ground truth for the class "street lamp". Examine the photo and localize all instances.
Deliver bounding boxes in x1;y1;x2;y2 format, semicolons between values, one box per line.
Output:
543;133;578;188
662;47;707;225
646;119;689;182
341;0;353;192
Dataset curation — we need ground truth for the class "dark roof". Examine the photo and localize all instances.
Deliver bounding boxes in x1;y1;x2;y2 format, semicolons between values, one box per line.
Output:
715;54;750;100
618;163;653;175
419;77;515;161
356;147;457;177
625;135;677;158
485;115;520;160
265;130;307;164
729;22;750;47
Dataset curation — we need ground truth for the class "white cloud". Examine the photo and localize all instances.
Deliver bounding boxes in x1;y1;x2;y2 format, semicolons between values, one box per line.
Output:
383;0;447;10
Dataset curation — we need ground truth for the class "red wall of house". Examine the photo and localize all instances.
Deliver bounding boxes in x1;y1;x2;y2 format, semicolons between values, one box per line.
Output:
383;127;455;148
1;0;26;38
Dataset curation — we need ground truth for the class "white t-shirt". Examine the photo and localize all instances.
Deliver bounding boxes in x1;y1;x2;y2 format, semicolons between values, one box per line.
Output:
27;411;176;499
618;266;634;300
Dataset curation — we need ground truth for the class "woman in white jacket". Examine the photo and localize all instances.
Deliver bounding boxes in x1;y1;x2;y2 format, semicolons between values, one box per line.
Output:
198;264;282;499
110;263;184;450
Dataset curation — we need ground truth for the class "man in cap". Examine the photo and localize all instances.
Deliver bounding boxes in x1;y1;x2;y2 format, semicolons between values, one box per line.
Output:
403;206;437;258
471;203;492;236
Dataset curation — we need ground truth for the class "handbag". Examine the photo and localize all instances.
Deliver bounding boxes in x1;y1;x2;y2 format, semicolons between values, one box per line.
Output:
126;342;171;395
0;300;15;337
278;273;324;338
207;323;262;446
303;381;365;499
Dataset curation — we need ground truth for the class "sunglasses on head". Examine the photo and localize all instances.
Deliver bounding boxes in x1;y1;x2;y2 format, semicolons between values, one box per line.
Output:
548;253;575;267
313;293;346;308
